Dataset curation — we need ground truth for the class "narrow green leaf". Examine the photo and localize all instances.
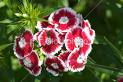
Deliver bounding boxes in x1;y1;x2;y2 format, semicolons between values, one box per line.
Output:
104;37;123;63
94;36;106;45
87;59;123;76
0;43;13;51
0;19;12;23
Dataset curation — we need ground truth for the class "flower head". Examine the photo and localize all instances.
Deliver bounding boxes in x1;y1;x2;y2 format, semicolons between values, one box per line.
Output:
19;51;42;76
14;30;33;59
38;29;62;56
48;7;79;33
67;48;87;72
65;27;91;51
45;56;67;76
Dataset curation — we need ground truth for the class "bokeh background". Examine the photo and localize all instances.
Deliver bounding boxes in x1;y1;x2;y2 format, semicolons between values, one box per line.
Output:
0;0;123;82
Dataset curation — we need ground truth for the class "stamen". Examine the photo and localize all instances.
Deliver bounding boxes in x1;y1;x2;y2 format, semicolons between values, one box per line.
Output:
74;37;83;47
19;38;26;48
59;17;69;24
77;55;83;63
46;38;52;45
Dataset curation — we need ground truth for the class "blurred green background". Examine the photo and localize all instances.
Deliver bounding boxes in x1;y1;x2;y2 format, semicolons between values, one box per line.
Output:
0;0;123;82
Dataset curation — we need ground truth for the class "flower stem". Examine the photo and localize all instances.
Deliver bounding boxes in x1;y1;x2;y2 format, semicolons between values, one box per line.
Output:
87;58;123;76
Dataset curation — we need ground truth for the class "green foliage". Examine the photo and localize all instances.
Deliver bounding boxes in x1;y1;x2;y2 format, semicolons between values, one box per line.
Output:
0;0;123;82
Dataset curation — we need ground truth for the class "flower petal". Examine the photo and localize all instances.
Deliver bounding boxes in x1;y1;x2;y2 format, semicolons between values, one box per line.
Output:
36;21;54;31
58;51;70;62
82;20;95;44
33;31;42;41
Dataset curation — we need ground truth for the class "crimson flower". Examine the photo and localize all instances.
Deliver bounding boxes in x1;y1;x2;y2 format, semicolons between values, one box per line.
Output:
19;51;42;76
38;29;62;56
48;7;79;33
65;27;91;51
13;30;33;59
67;48;87;72
45;56;67;76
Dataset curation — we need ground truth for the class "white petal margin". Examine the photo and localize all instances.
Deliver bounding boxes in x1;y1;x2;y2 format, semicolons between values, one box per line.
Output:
48;11;55;25
84;44;92;58
82;20;96;44
67;48;87;72
64;29;73;51
90;29;95;44
36;21;43;31
46;67;59;76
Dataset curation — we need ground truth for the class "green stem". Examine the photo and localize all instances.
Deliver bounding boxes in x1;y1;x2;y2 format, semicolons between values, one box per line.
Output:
87;59;123;76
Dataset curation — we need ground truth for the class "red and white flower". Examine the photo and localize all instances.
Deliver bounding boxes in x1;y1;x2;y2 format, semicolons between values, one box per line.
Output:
67;48;87;72
65;27;91;51
48;7;79;33
38;29;62;56
45;56;67;76
13;30;33;59
19;51;42;76
81;20;95;44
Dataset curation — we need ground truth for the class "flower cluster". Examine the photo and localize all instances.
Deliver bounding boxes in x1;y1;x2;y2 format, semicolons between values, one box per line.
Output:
13;7;95;76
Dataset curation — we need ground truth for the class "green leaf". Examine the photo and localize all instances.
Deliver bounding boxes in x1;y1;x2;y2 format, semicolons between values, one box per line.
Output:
62;0;69;7
0;43;13;51
0;19;12;23
87;58;123;76
0;1;5;8
104;37;123;63
94;36;106;45
34;78;40;82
